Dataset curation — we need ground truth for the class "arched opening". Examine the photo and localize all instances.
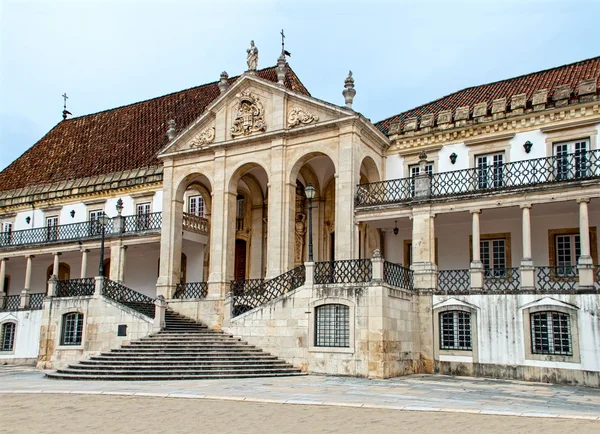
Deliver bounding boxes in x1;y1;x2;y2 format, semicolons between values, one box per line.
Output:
358;156;382;258
290;152;337;263
46;262;71;294
227;162;269;281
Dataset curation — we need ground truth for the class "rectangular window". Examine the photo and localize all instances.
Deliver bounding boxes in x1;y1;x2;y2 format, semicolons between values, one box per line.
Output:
476;152;504;189
61;313;84;346
554;139;589;180
236;195;245;231
315;304;350;348
480;238;506;277
440;311;472;350
136;202;151;230
1;322;16;352
188;195;204;217
555;234;580;275
89;210;103;236
531;311;572;356
46;216;59;241
1;222;12;245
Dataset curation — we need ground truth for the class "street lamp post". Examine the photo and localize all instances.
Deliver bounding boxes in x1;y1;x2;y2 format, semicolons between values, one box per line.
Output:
304;183;316;262
98;212;110;277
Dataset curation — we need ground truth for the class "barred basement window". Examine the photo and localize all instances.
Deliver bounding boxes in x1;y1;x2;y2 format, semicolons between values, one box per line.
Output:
440;311;472;350
315;304;350;347
61;312;84;346
530;311;572;356
1;322;16;352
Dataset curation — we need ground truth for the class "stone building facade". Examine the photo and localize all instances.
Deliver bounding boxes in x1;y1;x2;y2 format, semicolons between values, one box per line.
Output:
0;47;599;385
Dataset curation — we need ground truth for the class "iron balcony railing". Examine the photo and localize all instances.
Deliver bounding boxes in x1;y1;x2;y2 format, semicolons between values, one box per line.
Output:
1;295;21;311
356;150;600;207
314;259;372;284
0;293;45;311
102;278;155;318
437;269;470;292
483;268;521;291
383;261;414;290
230;279;266;296
0;213;163;249
535;266;579;291
182;213;209;234
173;281;208;299
55;278;95;297
30;293;45;310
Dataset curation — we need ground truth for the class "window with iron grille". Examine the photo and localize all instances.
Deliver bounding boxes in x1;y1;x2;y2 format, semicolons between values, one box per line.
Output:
188;195;205;217
136;202;151;231
46;216;59;241
61;312;84;346
480;238;506;278
530;311;572;356
440;311;472;350
315;304;350;347
476;152;504;189
89;210;103;236
554;139;589;180
236;194;245;231
1;322;16;352
1;222;12;245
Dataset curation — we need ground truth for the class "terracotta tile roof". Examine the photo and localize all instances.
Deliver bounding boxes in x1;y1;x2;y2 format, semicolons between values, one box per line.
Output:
0;65;310;192
376;56;600;135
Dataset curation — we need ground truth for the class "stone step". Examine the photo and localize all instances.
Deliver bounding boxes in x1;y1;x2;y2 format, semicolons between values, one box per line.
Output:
69;362;292;370
81;358;285;366
46;372;305;381
55;367;301;375
89;354;280;362
109;346;260;352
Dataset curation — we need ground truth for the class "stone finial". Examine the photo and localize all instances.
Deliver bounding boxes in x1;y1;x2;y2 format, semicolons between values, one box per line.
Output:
342;70;356;108
167;120;176;140
372;248;381;259
116;198;124;215
276;53;287;85
455;106;470;121
218;71;229;94
473;102;487;118
418;151;428;171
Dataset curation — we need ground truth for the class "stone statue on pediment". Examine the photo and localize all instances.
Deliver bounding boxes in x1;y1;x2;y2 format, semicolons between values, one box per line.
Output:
247;40;258;71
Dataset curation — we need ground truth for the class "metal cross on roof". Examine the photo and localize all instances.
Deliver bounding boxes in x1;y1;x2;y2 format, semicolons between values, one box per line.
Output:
280;29;291;57
62;92;72;120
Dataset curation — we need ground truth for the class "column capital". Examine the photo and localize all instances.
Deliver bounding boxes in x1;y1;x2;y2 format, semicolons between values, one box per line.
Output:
81;248;90;253
52;252;62;257
576;197;590;204
0;257;8;262
519;203;532;209
25;254;35;259
470;209;481;215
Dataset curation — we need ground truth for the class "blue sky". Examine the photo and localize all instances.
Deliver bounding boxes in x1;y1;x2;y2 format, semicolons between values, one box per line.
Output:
1;0;599;171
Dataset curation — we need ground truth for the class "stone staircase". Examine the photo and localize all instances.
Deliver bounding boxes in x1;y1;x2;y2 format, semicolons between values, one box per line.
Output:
46;310;304;380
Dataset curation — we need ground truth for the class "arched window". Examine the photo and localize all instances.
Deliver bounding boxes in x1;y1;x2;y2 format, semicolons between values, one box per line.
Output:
530;311;572;356
1;322;16;352
315;304;349;347
439;310;472;350
61;312;84;346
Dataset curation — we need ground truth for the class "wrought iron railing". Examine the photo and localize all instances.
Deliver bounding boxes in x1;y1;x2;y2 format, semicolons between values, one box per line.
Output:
232;265;305;317
182;213;209;234
437;269;470;292
30;293;45;310
356;150;600;207
383;261;414;290
55;278;95;297
173;281;208;299
230;279;266;296
102;278;155;317
314;259;373;284
122;212;162;233
1;295;21;311
0;220;114;248
536;266;579;291
483;268;521;291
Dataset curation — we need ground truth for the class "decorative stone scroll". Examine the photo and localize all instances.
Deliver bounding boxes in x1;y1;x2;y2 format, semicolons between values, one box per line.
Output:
231;90;266;137
190;127;215;147
287;107;319;128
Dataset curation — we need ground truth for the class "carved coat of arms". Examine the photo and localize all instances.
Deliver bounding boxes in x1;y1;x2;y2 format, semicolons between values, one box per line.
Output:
231;91;266;137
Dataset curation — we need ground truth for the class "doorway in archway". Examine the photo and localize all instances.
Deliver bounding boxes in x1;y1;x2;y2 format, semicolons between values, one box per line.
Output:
234;239;247;280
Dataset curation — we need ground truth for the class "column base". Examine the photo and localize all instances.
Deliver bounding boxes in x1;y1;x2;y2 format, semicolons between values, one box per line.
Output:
577;259;595;288
207;281;225;298
411;262;438;291
520;261;535;290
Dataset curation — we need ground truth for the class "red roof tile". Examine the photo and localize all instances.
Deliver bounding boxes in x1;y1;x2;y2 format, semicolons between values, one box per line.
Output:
0;66;310;192
376;56;600;135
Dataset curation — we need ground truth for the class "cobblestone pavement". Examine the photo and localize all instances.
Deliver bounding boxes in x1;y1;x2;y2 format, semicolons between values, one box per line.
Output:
0;367;599;421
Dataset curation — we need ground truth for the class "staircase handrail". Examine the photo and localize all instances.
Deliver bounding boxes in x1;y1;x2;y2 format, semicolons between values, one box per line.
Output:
102;278;156;318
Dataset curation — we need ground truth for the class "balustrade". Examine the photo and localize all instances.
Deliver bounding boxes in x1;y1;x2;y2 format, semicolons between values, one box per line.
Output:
173;281;208;299
314;259;372;284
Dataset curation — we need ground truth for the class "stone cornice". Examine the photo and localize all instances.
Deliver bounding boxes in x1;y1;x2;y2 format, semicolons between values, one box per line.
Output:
463;132;515;147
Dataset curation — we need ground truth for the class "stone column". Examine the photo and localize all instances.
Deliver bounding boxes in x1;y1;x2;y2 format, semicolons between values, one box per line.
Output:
335;127;358;260
520;204;535;290
577;198;594;288
24;254;35;292
411;209;437;290
249;204;264;279
52;252;61;278
469;210;484;290
80;249;89;278
0;258;7;298
109;240;127;283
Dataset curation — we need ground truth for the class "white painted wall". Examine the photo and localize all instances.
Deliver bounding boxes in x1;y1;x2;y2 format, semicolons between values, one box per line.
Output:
0;310;42;362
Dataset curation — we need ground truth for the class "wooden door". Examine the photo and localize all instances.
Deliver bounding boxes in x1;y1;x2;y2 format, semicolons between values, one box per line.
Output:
234;240;247;280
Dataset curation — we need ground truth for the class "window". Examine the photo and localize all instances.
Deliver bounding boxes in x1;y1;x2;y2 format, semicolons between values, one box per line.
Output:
554;139;589;180
530;311;572;356
480;238;506;277
555;234;580;275
315;304;350;347
409;162;433;196
136;202;151;230
1;222;12;245
89;210;103;236
61;312;84;346
188;195;205;217
1;322;16;352
439;311;472;350
476;152;504;189
46;216;59;241
236;194;245;231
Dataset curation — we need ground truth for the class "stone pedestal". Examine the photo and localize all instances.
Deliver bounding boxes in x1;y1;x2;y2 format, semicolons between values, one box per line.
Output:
153;295;167;332
470;262;484;291
577;256;595;290
94;276;104;298
19;290;30;309
47;275;58;297
520;260;535;290
304;262;315;286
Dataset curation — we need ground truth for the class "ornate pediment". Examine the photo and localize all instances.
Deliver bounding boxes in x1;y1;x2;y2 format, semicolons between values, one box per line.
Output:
190;127;215;148
231;90;266;137
287;107;319;128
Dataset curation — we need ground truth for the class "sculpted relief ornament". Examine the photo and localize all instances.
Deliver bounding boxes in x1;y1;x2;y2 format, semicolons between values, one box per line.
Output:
231;90;266;137
190;127;215;147
287;107;319;128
